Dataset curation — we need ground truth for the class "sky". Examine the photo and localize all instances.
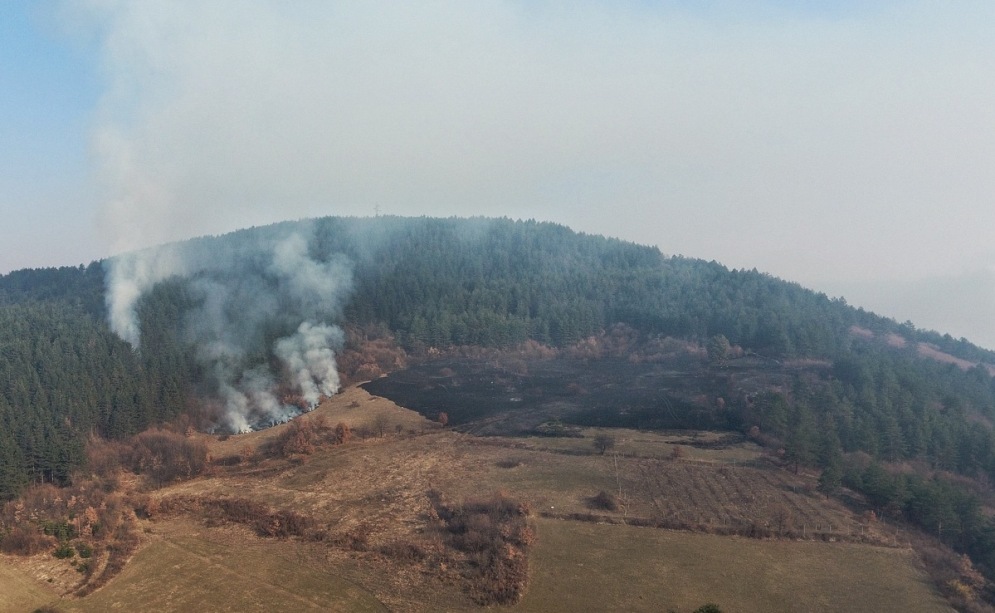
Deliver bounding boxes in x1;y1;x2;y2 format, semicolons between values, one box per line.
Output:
2;1;995;348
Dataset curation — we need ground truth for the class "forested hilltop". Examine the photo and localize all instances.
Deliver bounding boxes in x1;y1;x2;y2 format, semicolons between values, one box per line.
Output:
5;216;995;583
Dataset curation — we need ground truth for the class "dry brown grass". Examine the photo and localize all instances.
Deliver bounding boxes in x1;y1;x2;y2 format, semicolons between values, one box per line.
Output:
629;459;862;540
433;433;872;545
54;518;388;613
202;386;435;459
917;342;980;371
0;384;972;611
850;324;995;374
0;555;61;612
511;518;953;613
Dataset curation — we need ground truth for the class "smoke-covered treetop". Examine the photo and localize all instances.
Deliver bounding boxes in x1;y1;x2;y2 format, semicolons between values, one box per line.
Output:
104;221;353;432
3;215;994;364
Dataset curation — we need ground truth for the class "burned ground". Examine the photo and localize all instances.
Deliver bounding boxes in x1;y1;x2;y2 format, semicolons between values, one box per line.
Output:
363;358;726;435
361;355;789;436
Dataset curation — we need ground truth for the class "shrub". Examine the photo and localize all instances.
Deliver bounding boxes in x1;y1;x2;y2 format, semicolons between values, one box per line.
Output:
126;429;209;486
255;509;314;538
136;495;161;519
428;490;535;605
589;490;619;511
216;497;269;524
332;523;373;551
379;540;427;562
53;542;75;559
278;418;317;457
333;422;352;444
1;524;54;555
75;541;94;558
155;495;318;541
213;454;243;467
41;520;77;541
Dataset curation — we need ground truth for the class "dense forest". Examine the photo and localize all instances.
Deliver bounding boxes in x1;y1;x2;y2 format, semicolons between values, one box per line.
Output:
4;216;995;576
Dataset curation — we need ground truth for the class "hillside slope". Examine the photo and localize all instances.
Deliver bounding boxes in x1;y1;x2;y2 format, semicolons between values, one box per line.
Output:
0;388;959;612
3;216;995;605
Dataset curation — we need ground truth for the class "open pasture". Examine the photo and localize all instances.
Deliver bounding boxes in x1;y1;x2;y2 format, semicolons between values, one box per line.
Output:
513;518;952;613
0;559;58;612
53;521;386;613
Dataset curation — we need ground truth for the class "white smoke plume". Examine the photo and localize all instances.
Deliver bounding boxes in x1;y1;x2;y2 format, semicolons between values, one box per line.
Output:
103;222;351;432
105;243;191;347
275;322;345;408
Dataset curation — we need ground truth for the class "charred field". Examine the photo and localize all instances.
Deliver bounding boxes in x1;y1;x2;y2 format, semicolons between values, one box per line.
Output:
361;354;779;436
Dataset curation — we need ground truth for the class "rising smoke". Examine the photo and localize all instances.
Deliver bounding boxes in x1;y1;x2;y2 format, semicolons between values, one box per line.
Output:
104;222;351;432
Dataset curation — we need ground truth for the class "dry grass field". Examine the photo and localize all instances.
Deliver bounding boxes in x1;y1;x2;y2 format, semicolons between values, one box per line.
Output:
0;557;58;612
0;385;962;611
513;518;953;613
55;520;386;613
445;431;866;543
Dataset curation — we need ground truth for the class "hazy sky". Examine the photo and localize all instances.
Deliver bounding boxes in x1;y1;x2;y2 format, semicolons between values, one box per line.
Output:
3;1;995;348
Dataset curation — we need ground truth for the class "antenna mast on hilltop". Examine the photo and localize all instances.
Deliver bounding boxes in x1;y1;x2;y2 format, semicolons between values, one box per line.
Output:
374;205;381;217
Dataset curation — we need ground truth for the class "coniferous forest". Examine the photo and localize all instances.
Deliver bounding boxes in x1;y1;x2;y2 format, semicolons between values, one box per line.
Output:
5;216;995;578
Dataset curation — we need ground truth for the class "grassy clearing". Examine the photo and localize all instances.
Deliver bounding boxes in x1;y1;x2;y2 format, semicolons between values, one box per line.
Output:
55;525;385;613
512;518;953;613
494;428;764;464
0;558;59;612
452;436;863;541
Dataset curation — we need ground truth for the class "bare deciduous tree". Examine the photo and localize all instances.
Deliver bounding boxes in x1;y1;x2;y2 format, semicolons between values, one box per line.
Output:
593;433;616;455
372;412;391;438
609;451;630;519
772;504;793;535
